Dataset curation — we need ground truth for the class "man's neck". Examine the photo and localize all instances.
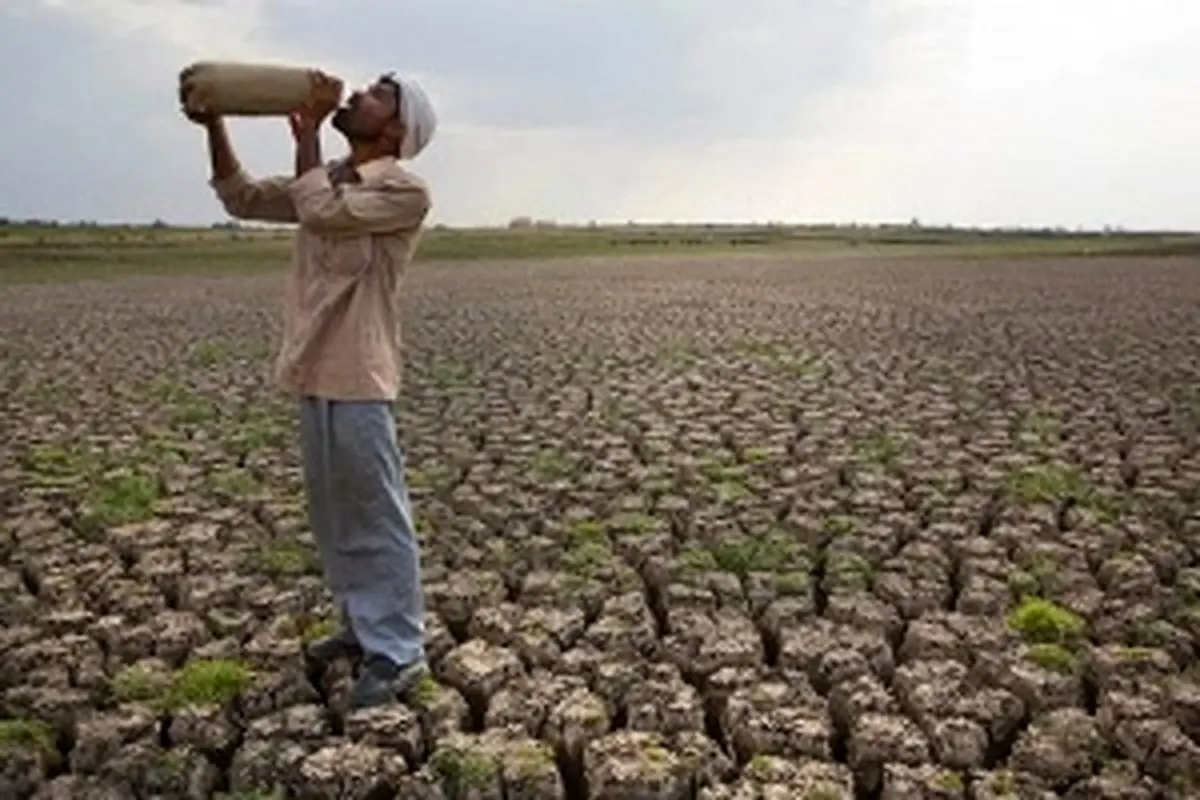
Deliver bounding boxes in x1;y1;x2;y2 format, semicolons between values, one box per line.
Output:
347;142;393;168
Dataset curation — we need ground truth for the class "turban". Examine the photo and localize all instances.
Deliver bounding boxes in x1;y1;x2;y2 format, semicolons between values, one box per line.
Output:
393;76;437;160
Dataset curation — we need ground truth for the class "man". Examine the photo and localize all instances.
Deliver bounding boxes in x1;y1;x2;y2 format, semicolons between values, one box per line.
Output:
179;68;437;708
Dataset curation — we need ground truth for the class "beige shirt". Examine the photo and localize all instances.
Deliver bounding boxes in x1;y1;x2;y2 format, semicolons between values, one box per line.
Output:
211;157;431;402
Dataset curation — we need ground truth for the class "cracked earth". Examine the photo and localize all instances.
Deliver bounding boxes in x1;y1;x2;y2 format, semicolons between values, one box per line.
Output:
1;253;1199;799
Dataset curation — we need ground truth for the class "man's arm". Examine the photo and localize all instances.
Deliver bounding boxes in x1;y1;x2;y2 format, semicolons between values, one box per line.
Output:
204;119;297;224
287;166;431;236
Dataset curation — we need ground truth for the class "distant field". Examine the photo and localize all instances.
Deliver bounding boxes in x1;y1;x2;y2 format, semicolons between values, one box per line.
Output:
2;222;1199;283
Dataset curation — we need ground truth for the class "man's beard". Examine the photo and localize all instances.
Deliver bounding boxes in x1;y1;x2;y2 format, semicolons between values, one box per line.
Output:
331;110;380;145
331;107;352;135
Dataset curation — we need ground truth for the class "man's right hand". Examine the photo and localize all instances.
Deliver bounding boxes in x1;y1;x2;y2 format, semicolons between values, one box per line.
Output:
178;66;217;126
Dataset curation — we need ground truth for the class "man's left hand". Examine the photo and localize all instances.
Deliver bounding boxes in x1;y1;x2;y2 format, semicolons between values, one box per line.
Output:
290;70;342;136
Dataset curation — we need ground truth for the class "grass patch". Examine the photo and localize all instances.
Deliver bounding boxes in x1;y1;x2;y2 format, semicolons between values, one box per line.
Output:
77;468;162;534
676;547;721;575
111;663;171;704
773;570;812;596
1023;643;1079;675
1007;596;1086;647
161;659;253;711
698;458;750;484
189;339;233;367
409;674;443;708
1003;462;1092;505
1008;550;1061;599
531;449;574;481
824;551;875;591
205;467;260;500
428;741;498;794
851;429;911;468
507;739;556;776
934;772;964;791
0;718;58;759
607;512;659;535
20;442;101;480
822;514;860;538
168;394;220;427
562;540;615;578
299;617;337;644
710;533;804;578
246;540;322;578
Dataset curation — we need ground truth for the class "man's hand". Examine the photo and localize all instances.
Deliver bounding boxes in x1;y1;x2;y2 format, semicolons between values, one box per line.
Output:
290;70;342;132
178;65;217;126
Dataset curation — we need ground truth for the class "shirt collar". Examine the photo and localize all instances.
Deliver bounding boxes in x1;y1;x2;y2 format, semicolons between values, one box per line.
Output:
352;156;396;183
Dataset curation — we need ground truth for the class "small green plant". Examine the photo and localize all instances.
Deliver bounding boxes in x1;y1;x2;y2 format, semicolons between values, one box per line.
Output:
987;770;1018;795
162;659;253;711
934;770;964;791
532;449;573;480
150;749;189;782
710;533;802;578
205;467;260;499
637;737;672;764
1015;410;1062;443
607;512;658;535
698;458;749;484
299;617;336;644
1008;550;1059;599
429;358;471;387
20;443;100;479
1007;597;1086;646
1115;645;1161;663
1024;643;1078;675
78;468;162;533
248;541;322;578
743;446;773;463
111;664;170;704
507;739;555;776
562;540;613;577
169;394;219;426
711;479;749;505
429;742;498;793
1125;620;1180;650
822;514;860;538
409;674;442;708
147;376;187;404
676;547;720;574
658;341;703;365
190;340;232;366
824;551;875;591
773;570;811;596
0;718;57;759
1003;463;1092;506
567;520;608;547
852;428;910;467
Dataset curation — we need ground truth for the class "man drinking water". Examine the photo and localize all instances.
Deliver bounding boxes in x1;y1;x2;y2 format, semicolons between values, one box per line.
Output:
179;67;437;708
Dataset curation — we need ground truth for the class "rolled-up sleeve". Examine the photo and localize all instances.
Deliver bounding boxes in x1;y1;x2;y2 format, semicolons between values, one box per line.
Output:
210;170;298;224
287;166;430;236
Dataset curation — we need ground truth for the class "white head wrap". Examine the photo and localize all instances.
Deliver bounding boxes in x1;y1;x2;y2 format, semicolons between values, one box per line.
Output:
394;76;437;160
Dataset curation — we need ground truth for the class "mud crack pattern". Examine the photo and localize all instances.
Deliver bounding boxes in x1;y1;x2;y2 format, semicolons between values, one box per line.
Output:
2;253;1200;799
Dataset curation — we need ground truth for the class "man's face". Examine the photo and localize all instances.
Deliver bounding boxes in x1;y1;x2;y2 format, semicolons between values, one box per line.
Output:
331;76;403;148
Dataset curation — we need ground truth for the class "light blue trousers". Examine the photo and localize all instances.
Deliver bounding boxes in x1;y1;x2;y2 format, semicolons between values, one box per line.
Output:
298;396;426;667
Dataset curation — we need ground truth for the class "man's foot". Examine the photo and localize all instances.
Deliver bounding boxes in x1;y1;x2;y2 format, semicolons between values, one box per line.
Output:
305;631;363;670
348;655;429;709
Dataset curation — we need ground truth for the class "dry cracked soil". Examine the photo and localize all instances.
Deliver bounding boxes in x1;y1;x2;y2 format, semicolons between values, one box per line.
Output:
1;252;1200;800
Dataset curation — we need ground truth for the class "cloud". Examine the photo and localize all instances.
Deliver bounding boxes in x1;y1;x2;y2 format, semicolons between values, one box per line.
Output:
2;0;1199;229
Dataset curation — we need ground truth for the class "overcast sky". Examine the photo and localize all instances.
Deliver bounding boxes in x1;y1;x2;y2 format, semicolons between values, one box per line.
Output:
1;0;1197;229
